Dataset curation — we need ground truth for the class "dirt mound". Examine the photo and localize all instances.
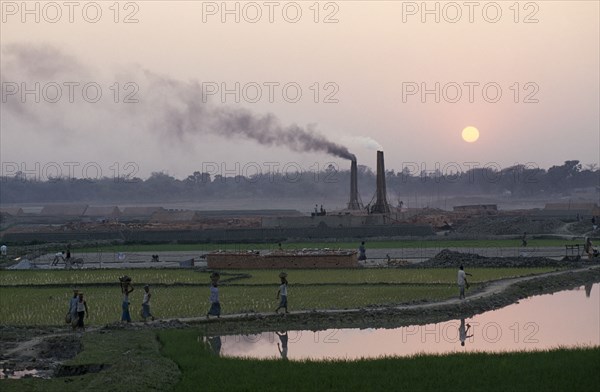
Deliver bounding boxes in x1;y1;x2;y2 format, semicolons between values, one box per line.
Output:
428;249;487;264
416;249;596;268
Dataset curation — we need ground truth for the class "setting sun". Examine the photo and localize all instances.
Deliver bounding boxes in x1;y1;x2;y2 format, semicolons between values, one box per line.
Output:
462;126;480;143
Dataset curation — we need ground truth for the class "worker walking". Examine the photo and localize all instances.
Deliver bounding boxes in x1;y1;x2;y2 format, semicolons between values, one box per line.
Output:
120;276;134;323
275;273;289;314
457;265;473;300
207;273;221;319
67;289;79;331
141;285;155;321
358;241;367;261
75;292;89;331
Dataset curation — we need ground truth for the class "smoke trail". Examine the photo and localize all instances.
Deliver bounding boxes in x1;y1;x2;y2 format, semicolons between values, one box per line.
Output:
2;43;356;161
210;107;355;160
2;43;87;79
1;44;89;124
143;72;356;160
342;136;383;151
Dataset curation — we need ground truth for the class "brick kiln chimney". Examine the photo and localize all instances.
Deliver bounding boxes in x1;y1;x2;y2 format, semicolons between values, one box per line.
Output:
347;159;362;210
370;150;390;213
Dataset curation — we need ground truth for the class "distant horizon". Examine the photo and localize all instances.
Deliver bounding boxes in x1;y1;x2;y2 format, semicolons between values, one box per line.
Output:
0;157;597;182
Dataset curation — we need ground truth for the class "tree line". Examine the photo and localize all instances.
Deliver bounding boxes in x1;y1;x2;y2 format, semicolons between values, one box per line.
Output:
0;160;597;204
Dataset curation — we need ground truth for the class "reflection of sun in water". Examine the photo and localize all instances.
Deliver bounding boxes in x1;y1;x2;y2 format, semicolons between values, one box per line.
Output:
462;126;480;143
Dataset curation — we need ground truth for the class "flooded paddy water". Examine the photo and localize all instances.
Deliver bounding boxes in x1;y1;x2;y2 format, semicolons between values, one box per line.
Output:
216;283;600;360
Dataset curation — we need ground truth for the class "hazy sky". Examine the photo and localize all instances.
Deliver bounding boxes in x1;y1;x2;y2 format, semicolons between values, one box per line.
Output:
1;1;598;180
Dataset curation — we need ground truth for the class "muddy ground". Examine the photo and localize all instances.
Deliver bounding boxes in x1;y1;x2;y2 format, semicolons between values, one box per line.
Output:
0;328;82;379
1;257;598;380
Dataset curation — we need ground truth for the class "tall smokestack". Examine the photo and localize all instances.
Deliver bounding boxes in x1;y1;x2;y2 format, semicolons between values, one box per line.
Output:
347;159;362;210
370;150;390;214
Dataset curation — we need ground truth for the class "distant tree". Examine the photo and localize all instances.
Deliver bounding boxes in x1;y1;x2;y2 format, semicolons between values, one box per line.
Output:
547;160;582;192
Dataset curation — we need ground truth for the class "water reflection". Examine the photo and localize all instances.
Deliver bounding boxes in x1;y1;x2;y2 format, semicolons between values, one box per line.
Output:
205;336;222;356
585;283;592;298
276;331;288;360
218;283;600;360
0;369;42;380
459;318;473;347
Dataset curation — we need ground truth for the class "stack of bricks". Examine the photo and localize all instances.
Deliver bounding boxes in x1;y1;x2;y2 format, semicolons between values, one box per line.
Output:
206;252;359;269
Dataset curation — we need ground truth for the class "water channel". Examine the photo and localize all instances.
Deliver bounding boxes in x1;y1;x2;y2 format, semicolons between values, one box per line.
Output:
214;283;599;360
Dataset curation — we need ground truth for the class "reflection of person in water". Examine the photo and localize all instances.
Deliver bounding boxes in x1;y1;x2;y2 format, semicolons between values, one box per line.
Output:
584;283;593;298
276;331;288;360
459;318;473;347
206;336;222;356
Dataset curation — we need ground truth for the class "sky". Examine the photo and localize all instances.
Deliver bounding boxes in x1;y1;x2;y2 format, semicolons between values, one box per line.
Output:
1;0;599;181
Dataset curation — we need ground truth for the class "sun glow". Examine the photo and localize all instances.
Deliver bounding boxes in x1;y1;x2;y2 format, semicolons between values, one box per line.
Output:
462;126;480;143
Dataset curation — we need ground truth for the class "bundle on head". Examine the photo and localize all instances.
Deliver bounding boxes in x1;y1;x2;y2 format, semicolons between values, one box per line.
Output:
279;272;288;279
119;275;132;283
210;272;220;283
